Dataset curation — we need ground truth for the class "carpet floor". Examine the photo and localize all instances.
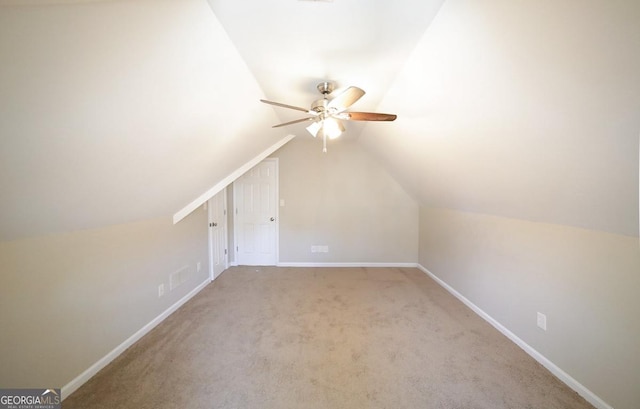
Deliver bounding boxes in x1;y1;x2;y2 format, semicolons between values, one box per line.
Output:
64;266;595;408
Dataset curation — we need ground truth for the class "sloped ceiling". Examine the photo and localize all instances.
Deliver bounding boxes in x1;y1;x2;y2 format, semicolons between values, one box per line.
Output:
0;0;284;240
359;0;640;236
206;0;446;139
1;0;638;240
208;0;639;236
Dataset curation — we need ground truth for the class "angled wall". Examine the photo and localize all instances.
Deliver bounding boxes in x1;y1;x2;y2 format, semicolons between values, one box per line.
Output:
0;0;284;241
362;0;639;236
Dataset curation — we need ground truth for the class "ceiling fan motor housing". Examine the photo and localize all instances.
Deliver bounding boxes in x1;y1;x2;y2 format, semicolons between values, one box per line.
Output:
310;98;328;113
317;81;335;95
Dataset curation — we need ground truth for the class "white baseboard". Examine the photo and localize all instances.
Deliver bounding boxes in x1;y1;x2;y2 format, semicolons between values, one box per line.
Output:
229;261;239;267
277;262;418;268
61;278;210;400
416;264;612;409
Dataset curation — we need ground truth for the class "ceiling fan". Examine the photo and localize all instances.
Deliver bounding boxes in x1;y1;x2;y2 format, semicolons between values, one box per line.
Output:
260;82;397;152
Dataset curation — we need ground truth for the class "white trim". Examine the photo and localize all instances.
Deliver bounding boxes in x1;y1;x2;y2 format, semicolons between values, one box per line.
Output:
274;159;280;265
277;262;419;268
173;135;295;224
233;158;279;266
207;198;214;281
223;188;229;272
417;264;613;409
61;279;210;400
207;189;229;281
229;261;239;267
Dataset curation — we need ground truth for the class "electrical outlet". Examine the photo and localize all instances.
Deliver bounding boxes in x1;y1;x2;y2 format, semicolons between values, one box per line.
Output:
197;262;201;272
158;284;165;298
537;312;547;331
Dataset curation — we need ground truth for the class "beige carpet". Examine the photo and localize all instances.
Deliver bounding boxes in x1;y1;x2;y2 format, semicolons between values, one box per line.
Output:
64;266;594;408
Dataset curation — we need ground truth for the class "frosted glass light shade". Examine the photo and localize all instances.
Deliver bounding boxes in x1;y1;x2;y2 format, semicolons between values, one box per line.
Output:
323;118;344;139
306;121;321;137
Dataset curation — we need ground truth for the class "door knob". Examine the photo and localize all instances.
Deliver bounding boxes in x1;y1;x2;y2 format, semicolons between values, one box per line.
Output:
270;217;275;222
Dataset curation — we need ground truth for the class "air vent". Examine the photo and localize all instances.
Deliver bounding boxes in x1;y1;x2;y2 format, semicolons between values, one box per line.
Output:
170;265;192;291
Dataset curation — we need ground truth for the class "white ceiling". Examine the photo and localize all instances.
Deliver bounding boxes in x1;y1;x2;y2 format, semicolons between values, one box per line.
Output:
206;0;445;138
0;0;638;240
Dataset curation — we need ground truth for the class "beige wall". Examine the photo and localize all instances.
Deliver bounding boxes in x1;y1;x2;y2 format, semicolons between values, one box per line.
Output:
0;208;209;390
271;137;418;263
419;207;640;409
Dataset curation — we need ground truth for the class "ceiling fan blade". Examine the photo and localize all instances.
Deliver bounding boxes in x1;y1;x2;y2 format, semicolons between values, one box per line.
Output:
327;86;365;111
346;112;397;121
272;117;315;128
260;99;310;113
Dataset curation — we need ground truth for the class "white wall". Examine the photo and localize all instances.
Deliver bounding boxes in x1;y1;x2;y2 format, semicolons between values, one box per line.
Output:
271;137;418;264
0;208;209;392
419;207;640;409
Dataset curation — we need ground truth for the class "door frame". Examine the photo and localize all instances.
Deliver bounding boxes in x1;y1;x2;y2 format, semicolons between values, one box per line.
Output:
232;158;279;266
207;188;228;281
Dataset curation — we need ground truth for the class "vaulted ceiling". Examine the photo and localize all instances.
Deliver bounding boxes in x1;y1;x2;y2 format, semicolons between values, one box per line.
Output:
1;0;638;241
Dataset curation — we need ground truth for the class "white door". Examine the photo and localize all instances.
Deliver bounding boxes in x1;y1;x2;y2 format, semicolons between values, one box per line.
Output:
208;189;227;280
234;159;278;266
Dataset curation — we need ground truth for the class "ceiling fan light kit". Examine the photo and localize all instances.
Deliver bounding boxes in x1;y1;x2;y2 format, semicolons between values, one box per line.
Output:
261;81;397;152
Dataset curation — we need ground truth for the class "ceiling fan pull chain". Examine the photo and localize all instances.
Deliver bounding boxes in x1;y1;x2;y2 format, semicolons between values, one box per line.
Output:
323;133;327;153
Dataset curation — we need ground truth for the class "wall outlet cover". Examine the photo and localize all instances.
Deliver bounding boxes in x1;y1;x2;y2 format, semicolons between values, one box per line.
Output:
537;312;547;331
